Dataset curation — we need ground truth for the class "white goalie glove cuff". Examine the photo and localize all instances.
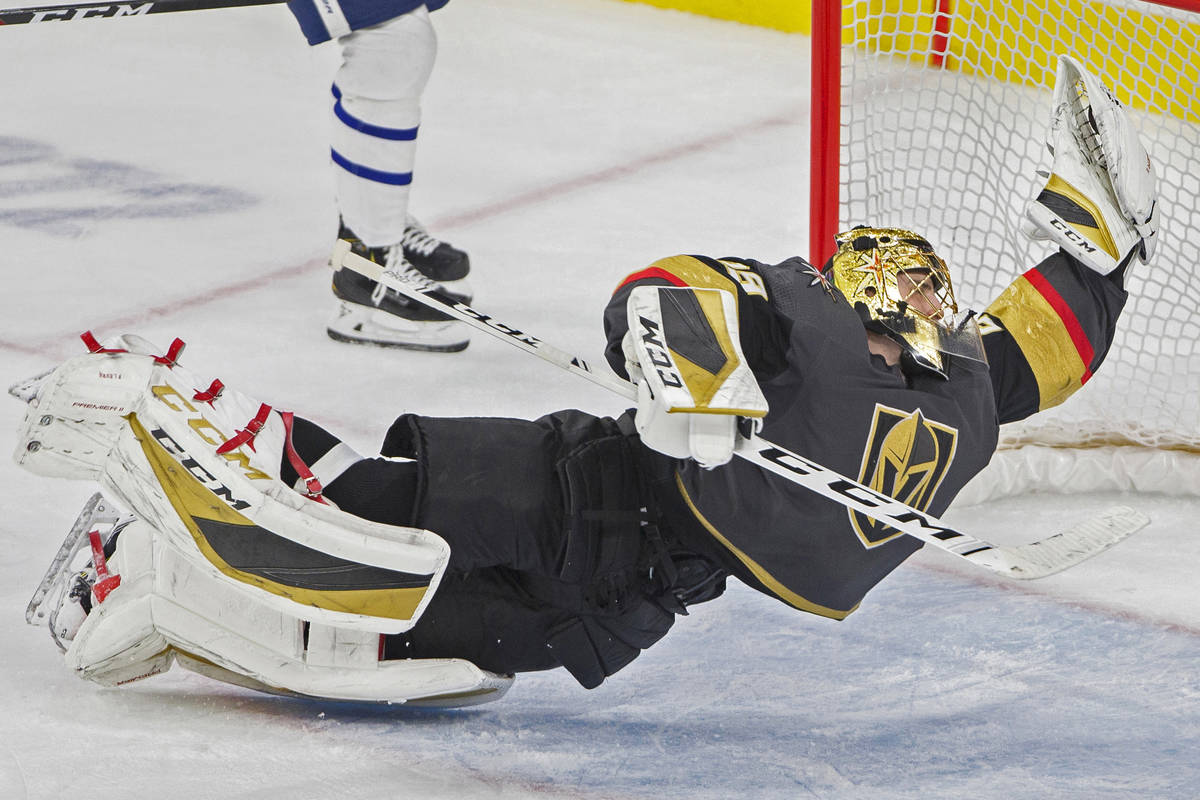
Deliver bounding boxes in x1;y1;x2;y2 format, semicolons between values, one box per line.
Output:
1023;55;1159;276
625;285;768;469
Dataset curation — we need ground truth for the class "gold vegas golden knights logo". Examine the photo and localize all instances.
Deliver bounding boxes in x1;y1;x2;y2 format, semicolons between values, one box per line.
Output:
851;404;959;547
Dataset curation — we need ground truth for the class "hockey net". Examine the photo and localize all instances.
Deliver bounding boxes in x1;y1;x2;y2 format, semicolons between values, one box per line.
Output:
810;0;1200;499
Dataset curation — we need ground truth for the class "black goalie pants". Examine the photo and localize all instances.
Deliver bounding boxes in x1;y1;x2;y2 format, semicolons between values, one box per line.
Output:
285;409;718;689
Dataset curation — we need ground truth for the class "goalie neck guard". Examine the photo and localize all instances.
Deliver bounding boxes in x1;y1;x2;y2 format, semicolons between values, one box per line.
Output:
827;227;986;379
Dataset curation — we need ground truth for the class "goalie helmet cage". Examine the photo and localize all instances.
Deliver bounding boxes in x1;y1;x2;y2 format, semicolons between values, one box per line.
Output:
809;0;1200;500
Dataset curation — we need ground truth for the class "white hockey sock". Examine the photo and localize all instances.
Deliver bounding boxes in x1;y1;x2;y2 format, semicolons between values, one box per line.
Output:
331;9;437;247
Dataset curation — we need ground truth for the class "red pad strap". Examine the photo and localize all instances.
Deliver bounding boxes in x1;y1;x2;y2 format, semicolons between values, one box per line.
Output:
87;529;122;604
193;379;225;404
80;331;127;355
81;332;186;368
279;411;326;503
216;403;273;455
154;338;186;367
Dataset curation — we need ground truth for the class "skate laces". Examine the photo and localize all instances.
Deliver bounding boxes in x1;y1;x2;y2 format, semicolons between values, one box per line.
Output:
370;245;439;305
400;218;441;258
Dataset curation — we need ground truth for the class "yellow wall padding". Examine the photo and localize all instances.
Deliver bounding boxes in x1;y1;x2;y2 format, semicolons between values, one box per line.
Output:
620;0;811;33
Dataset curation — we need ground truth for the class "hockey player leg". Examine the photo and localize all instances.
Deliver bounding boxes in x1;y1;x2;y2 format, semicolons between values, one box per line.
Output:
327;8;471;350
1024;55;1159;276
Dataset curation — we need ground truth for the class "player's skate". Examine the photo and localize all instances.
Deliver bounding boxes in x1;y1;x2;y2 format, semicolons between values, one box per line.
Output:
328;219;471;352
399;215;471;293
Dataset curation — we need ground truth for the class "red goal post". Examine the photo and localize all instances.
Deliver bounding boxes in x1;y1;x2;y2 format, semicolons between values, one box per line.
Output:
809;0;1200;499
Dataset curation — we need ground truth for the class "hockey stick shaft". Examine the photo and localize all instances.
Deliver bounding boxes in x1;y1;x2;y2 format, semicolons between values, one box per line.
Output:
0;0;283;26
332;244;1149;579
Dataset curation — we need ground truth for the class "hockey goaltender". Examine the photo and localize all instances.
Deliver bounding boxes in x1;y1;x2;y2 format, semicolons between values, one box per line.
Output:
13;57;1158;707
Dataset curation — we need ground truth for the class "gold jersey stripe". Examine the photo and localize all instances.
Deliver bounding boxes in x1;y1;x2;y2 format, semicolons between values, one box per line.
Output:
128;413;429;621
646;255;738;295
674;473;857;620
983;276;1088;411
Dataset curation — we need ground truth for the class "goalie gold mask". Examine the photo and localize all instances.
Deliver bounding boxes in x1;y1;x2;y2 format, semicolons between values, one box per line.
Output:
828;227;986;378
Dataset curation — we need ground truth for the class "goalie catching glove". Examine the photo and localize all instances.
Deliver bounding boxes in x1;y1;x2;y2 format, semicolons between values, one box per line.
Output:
1024;55;1159;276
624;286;768;468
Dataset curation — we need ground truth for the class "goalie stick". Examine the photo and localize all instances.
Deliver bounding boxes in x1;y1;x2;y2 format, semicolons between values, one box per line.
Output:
0;0;283;26
332;241;1149;580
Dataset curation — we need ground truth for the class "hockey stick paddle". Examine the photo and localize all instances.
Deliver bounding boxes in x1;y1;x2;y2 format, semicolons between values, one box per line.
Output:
332;242;1150;580
0;0;284;26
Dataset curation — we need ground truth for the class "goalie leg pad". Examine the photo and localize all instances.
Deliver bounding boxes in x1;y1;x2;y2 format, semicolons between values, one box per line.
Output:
63;517;513;706
16;334;450;634
14;335;162;481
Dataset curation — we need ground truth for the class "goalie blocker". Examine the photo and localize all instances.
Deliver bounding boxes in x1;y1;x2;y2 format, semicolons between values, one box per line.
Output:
624;285;768;468
14;334;512;706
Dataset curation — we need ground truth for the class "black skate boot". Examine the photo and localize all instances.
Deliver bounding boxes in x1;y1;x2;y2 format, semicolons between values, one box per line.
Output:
400;215;471;289
328;220;471;352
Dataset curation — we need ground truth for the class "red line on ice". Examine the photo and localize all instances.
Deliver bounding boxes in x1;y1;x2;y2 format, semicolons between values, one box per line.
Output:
2;108;802;362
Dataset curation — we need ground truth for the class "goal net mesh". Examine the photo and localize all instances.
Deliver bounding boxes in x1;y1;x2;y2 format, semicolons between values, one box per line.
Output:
838;0;1200;457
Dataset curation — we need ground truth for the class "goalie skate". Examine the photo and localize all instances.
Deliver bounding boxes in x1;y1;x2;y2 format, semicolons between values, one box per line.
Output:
26;492;134;651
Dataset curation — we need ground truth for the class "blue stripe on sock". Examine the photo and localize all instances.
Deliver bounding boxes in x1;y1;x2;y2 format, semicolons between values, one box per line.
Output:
330;84;418;141
330;149;413;185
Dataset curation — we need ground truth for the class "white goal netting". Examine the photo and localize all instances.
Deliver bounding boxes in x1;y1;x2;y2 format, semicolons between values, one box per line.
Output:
835;0;1200;495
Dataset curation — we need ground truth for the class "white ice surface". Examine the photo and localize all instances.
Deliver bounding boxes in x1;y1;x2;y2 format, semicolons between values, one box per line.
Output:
0;1;1197;798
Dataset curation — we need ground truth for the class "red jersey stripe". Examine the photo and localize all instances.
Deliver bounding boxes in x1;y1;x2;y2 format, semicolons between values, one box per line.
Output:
1023;267;1095;384
614;267;691;292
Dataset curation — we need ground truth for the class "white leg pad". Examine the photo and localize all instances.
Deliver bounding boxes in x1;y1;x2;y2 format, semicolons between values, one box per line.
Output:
16;335;449;632
67;521;513;706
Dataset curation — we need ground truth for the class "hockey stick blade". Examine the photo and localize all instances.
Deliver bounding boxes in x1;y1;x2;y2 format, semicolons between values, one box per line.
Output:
965;506;1149;580
732;441;1149;579
333;244;1151;579
0;0;284;26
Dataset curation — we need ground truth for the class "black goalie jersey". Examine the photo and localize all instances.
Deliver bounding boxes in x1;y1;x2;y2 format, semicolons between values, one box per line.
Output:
603;251;1127;619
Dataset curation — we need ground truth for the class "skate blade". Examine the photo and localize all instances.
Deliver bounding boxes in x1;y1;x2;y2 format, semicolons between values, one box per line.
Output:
25;492;122;626
326;326;470;353
327;301;470;353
